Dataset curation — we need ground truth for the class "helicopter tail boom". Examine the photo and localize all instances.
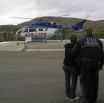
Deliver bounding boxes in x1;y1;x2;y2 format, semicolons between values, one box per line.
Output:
72;19;86;31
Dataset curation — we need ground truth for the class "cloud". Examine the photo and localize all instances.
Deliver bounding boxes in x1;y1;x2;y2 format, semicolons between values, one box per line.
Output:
0;0;104;25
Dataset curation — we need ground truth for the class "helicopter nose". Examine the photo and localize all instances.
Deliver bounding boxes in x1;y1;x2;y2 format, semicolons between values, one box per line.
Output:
16;32;18;35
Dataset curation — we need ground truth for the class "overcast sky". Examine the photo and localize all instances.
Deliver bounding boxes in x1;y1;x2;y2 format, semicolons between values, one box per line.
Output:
0;0;104;25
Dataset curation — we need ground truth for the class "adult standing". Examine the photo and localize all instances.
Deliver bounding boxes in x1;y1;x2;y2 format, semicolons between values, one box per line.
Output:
69;28;103;103
63;34;79;101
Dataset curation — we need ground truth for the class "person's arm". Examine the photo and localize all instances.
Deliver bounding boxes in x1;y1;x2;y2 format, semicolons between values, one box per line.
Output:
99;41;104;70
68;39;82;56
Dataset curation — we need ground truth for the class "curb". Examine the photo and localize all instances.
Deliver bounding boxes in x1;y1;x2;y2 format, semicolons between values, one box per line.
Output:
21;45;26;51
25;49;65;52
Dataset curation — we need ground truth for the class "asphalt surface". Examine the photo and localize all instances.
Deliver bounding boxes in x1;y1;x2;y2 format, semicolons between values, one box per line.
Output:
0;52;103;103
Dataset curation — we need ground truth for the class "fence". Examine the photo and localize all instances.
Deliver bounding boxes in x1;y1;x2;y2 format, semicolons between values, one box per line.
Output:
23;32;102;41
53;32;104;40
0;31;104;42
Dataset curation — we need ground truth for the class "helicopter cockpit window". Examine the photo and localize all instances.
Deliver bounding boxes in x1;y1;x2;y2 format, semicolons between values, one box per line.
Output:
23;28;28;32
39;28;43;31
29;28;36;32
17;29;23;34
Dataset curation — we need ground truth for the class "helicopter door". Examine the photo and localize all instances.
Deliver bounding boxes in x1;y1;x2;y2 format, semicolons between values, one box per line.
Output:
37;28;46;38
29;28;36;37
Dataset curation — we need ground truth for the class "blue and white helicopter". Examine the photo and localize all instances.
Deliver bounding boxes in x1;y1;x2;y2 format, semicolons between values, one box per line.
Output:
16;17;86;39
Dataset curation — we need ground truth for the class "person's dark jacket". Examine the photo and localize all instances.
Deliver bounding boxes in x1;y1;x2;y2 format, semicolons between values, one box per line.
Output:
63;43;76;67
70;34;104;68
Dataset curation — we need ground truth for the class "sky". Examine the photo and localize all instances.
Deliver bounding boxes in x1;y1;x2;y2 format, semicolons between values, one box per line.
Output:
0;0;104;25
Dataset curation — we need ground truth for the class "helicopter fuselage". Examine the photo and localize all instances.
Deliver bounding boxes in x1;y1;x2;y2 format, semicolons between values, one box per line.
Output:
16;19;86;38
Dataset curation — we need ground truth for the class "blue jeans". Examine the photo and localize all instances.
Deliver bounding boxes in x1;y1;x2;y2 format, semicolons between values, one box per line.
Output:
63;65;78;99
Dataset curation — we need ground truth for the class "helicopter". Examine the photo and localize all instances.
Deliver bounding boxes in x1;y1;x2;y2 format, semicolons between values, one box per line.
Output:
15;17;87;39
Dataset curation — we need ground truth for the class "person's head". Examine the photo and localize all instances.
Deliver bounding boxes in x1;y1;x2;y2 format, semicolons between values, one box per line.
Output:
70;34;77;45
84;28;93;36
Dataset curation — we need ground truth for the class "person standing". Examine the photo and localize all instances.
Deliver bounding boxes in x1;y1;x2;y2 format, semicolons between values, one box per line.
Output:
69;28;103;103
63;34;79;102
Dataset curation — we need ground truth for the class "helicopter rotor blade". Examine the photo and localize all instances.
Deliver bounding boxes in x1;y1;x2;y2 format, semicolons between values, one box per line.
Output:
61;14;71;16
10;17;34;19
10;14;71;19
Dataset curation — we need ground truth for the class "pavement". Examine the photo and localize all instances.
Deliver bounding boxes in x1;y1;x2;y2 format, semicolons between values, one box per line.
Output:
26;49;64;52
0;40;67;52
0;52;104;103
0;41;25;51
25;40;68;50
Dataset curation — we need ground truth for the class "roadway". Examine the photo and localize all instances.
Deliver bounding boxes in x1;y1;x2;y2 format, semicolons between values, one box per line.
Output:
0;52;103;103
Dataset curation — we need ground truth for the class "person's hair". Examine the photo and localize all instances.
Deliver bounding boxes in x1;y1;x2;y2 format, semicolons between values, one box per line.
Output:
70;34;77;45
84;28;93;34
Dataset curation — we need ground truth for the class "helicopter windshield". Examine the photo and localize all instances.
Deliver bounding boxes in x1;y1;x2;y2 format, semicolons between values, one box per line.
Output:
23;28;28;32
16;28;23;35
